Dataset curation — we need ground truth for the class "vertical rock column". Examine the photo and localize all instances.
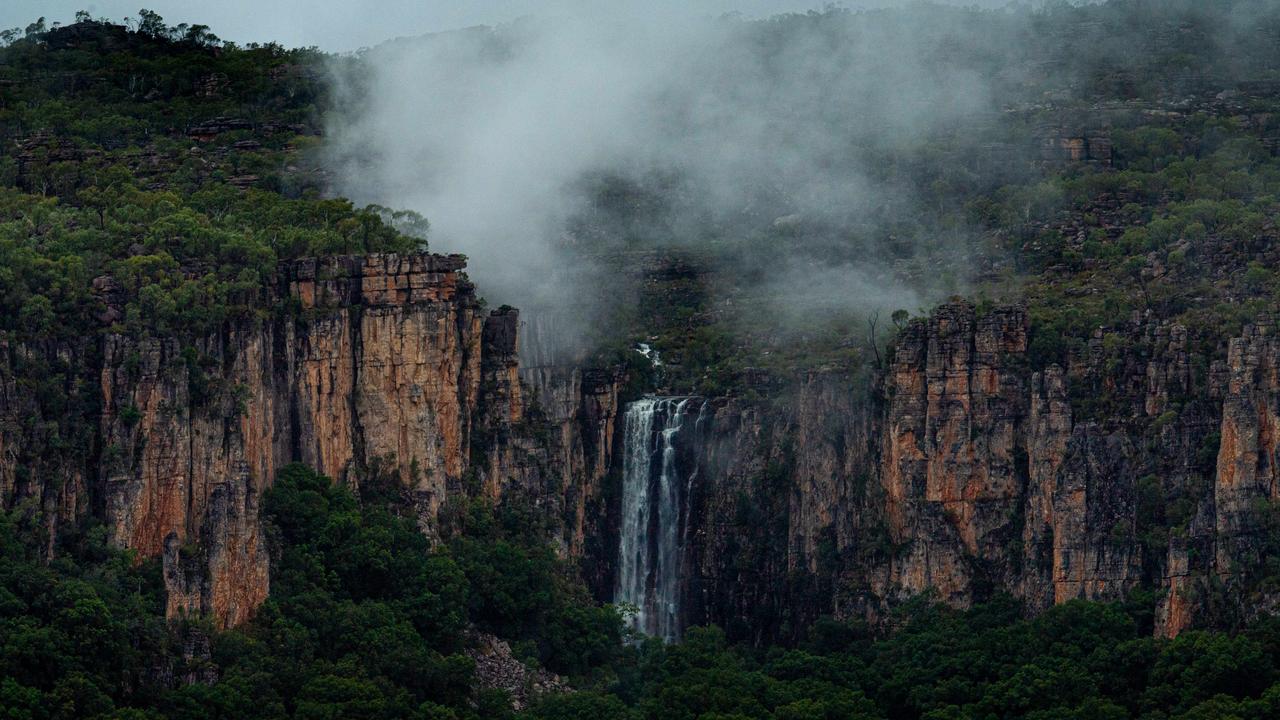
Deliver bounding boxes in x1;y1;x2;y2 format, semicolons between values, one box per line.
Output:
99;324;283;628
288;253;485;529
1215;323;1280;578
879;303;1029;606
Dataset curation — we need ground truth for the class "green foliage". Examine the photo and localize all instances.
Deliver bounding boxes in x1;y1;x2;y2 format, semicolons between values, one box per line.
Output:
0;509;171;719
9;467;1280;719
0;182;426;341
0;464;625;719
0;20;427;344
564;598;1280;720
526;691;640;720
445;497;627;676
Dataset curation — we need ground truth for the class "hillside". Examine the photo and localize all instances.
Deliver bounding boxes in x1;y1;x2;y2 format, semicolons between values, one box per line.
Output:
4;4;1280;719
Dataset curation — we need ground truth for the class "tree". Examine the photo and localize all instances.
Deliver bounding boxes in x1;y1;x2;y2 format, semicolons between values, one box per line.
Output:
183;24;220;47
527;692;640;720
137;9;167;38
1124;256;1151;310
866;310;882;368
19;295;55;337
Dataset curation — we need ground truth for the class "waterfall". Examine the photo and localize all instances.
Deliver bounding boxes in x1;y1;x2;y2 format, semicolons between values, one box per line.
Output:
615;397;701;642
615;399;657;637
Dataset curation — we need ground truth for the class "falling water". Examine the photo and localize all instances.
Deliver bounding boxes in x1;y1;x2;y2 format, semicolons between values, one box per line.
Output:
615;399;657;637
615;396;700;642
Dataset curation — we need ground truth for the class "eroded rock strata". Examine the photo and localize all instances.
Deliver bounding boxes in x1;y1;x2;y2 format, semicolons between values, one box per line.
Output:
646;303;1278;641
3;259;1277;638
0;253;621;628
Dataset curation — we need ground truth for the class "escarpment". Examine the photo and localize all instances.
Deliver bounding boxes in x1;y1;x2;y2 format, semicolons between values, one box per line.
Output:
6;260;1280;639
0;252;623;629
612;302;1280;642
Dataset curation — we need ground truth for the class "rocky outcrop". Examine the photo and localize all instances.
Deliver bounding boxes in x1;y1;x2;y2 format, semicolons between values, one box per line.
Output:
514;311;624;571
684;375;876;643
466;633;567;710
0;252;622;629
673;306;1040;639
88;254;492;625
1214;323;1280;572
878;304;1029;607
637;302;1279;642
8;257;1280;641
1048;426;1143;604
1040;128;1113;165
289;254;487;523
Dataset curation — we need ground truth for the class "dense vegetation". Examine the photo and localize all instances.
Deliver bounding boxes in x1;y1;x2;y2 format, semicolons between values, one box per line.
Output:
0;464;624;719
0;14;428;343
8;464;1280;719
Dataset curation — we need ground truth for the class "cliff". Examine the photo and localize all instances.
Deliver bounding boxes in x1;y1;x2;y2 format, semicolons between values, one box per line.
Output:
6;263;1278;638
651;303;1279;641
0;252;621;629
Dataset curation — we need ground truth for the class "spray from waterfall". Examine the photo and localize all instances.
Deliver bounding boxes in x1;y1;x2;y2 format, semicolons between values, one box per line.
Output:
614;396;703;642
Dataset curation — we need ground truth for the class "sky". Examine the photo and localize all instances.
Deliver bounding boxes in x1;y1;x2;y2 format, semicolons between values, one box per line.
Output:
2;0;1019;52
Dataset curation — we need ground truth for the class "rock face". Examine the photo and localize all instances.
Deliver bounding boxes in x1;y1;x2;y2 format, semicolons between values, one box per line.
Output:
683;375;877;643
5;260;1278;639
92;254;492;626
1215;324;1280;570
0;253;621;629
878;304;1029;608
627;302;1279;642
1040;128;1113;165
514;311;624;582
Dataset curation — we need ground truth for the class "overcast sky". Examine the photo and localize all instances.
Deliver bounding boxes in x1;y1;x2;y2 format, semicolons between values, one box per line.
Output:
2;1;1022;52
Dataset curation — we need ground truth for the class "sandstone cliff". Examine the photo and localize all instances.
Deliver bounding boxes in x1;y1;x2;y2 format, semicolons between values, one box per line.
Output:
649;303;1278;641
6;261;1279;639
0;253;621;629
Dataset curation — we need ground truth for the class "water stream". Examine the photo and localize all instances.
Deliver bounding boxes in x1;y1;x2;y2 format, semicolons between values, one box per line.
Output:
614;396;702;642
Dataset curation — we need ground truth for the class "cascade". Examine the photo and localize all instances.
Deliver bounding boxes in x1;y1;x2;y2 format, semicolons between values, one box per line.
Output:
614;397;702;641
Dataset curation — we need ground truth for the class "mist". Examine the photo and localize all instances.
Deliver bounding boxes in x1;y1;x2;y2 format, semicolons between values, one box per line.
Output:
322;2;1086;351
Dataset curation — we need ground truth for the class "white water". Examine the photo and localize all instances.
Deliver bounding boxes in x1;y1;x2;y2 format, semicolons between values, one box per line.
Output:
635;342;663;366
615;397;697;642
